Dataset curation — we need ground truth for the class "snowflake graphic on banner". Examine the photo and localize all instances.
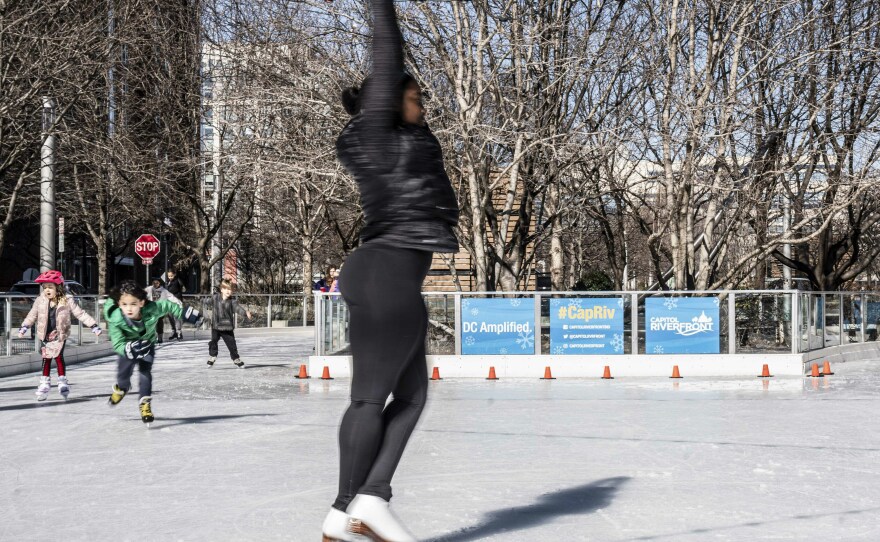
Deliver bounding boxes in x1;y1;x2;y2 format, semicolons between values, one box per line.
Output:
470;307;480;316
499;347;508;355
465;336;475;346
553;346;564;355
617;297;625;308
510;298;523;307
610;333;624;353
462;299;470;311
652;345;664;354
663;297;678;310
713;297;720;306
569;298;584;308
516;330;534;350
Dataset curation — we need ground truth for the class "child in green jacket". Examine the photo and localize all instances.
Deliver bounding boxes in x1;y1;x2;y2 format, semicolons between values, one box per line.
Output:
105;280;202;423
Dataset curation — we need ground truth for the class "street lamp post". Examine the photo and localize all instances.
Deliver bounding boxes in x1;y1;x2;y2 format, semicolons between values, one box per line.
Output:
40;97;57;272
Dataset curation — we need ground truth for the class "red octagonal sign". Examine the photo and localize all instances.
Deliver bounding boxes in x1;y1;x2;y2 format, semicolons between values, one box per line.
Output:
135;233;161;264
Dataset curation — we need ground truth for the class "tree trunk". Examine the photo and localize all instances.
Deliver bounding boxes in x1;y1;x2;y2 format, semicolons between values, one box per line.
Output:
549;184;564;290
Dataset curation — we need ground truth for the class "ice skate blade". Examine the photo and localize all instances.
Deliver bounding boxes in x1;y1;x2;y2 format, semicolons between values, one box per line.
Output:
347;519;391;542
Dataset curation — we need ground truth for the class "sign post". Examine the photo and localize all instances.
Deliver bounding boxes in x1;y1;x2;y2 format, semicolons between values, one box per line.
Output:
58;216;65;275
135;234;161;285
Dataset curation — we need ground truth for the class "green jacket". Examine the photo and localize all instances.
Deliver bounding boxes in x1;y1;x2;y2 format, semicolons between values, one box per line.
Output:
104;298;183;357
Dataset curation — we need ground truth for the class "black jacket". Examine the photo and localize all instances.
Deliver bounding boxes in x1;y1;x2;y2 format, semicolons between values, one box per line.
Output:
205;294;248;331
335;0;459;253
166;277;185;298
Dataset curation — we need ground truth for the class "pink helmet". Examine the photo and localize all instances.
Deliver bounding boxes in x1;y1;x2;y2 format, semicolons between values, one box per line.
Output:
35;270;64;285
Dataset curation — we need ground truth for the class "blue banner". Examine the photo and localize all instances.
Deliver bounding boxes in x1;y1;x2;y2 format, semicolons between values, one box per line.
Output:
461;298;535;355
550;298;624;355
646;297;720;354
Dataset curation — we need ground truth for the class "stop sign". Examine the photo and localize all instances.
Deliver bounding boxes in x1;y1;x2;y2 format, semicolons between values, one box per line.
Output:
135;234;161;264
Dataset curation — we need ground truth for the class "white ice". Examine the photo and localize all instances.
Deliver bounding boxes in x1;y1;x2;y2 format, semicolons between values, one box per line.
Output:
1;329;880;541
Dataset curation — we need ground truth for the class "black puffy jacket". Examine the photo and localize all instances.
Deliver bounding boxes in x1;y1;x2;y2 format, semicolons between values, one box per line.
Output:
335;0;459;253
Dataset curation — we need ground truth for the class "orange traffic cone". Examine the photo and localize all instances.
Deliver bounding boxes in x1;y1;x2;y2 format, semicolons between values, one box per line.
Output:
822;361;834;376
758;364;773;378
321;366;333;380
430;366;442;381
670;365;682;379
541;366;556;380
601;366;614;379
486;366;499;380
809;363;821;377
295;364;310;379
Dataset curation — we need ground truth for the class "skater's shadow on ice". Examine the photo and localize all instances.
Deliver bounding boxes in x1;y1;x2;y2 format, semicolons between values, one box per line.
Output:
0;397;94;411
152;413;278;428
425;477;629;542
0;386;43;393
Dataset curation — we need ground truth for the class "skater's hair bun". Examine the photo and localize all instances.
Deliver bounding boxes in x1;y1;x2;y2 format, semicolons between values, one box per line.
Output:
110;279;147;302
341;85;362;116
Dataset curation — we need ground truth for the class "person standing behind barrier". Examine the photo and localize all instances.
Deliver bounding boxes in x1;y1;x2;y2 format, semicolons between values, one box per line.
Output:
145;277;182;343
164;269;186;340
329;266;341;294
204;279;252;368
321;1;459;540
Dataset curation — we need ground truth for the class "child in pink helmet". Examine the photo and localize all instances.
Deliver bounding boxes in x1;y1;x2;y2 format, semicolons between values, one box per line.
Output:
18;270;102;401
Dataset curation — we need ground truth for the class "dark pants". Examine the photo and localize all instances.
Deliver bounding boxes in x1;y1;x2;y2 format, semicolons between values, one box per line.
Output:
209;329;239;360
332;244;432;511
167;315;182;336
41;343;66;377
116;350;154;399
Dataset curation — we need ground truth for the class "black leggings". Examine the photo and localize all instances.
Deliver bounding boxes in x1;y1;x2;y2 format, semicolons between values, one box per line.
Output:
332;244;432;511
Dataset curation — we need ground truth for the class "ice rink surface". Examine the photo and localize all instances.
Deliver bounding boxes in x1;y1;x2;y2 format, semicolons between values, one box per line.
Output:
2;330;880;541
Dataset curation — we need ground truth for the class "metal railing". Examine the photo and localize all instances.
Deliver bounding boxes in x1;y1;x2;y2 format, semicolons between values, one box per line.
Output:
313;290;880;357
1;293;314;358
1;294;105;357
181;294;314;329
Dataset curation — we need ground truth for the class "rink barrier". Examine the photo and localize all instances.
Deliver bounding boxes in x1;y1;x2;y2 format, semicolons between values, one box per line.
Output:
309;289;880;377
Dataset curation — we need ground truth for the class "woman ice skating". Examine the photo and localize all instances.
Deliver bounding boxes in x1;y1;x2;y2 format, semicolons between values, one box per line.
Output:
104;280;202;423
204;278;252;368
18;270;102;401
321;1;459;540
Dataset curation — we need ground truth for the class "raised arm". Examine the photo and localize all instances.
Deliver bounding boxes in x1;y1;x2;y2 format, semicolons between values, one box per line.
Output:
360;0;405;132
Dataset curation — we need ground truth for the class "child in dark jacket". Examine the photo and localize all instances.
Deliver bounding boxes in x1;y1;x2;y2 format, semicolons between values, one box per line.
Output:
205;279;252;368
105;280;202;423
